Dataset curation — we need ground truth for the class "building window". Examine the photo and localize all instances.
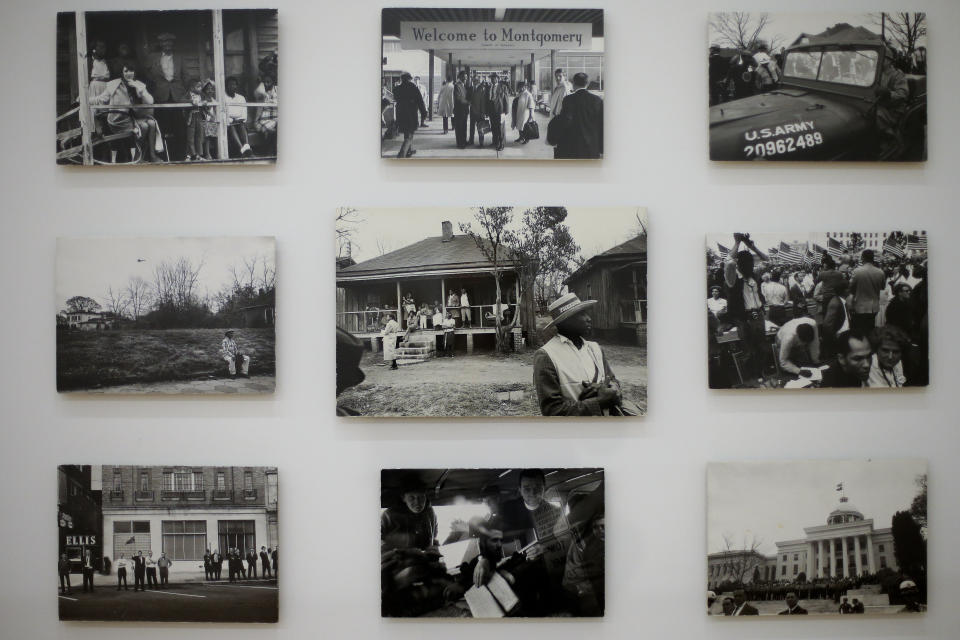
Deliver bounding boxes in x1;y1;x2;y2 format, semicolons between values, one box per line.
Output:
781;565;786;576
244;471;254;492
113;520;150;559
793;565;798;575
782;554;787;561
164;470;202;491
878;544;884;552
162;520;207;561
218;520;256;555
193;471;204;490
113;469;122;491
216;471;226;490
793;553;798;561
880;556;887;568
139;471;149;491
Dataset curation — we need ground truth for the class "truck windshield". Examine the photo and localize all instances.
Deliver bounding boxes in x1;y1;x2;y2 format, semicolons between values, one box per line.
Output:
784;48;878;87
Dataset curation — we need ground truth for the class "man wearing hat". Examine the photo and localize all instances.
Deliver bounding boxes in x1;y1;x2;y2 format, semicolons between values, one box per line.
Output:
145;32;189;158
220;329;250;378
898;579;926;613
533;293;622;416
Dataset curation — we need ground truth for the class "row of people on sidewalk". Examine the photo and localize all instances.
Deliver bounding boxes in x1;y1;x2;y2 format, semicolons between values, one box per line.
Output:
204;546;277;582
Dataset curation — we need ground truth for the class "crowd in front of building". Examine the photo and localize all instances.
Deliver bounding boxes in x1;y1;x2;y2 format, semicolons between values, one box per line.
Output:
708;233;928;389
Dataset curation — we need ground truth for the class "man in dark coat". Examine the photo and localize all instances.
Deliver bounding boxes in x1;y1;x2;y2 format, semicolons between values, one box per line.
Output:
485;76;510;151
132;551;146;591
144;33;189;159
468;75;488;147
393;72;427;159
260;546;272;578
549;73;603;159
778;591;809;614
732;589;759;615
821;329;873;388
452;71;470;149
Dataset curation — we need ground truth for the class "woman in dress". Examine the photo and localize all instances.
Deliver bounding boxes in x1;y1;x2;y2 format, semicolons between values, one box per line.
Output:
88;63;161;162
437;79;454;134
513;80;535;144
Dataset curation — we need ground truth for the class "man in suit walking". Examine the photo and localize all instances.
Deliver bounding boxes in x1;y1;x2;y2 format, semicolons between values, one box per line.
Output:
549;72;603;159
132;550;146;591
453;71;470;149
485;74;509;152
468;74;488;147
260;546;272;578
144;33;189;159
58;553;72;594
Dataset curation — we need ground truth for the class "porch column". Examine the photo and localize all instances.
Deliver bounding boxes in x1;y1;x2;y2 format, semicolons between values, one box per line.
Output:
211;9;230;160
440;278;446;317
866;533;876;573
806;543;815;579
466;333;474;354
427;49;435;121
245;13;261;88
854;536;863;576
396;281;402;328
817;540;825;578
74;12;93;165
829;539;836;577
841;536;849;578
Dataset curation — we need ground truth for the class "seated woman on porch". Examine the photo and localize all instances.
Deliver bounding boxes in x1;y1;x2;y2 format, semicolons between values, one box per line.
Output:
88;63;162;163
253;72;278;153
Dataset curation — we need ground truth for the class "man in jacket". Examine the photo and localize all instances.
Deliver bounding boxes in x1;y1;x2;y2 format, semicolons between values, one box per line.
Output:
549;73;603;159
533;293;621;416
260;546;272;578
778;591;808;614
453;71;470;149
732;589;759;615
485;75;510;151
821;329;873;388
203;548;212;581
132;550;146;591
144;33;189;159
468;75;488;147
548;68;572;116
246;548;258;578
393;72;427;159
59;553;72;594
211;549;222;580
156;551;173;586
849;249;886;332
81;550;96;592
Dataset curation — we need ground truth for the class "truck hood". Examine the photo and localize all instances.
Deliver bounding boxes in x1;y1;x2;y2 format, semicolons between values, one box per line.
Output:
710;89;874;160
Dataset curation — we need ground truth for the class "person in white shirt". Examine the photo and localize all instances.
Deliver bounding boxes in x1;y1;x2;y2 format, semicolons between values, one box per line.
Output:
775;317;820;375
707;286;727;321
867;325;908;387
764;272;789;325
224;76;253;157
115;554;130;590
459;288;472;328
548;68;572;116
442;312;457;357
380;313;400;369
220;329;250;378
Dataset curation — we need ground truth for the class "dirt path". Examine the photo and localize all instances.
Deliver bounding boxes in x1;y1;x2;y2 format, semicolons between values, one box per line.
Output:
73;375;275;395
361;355;647;387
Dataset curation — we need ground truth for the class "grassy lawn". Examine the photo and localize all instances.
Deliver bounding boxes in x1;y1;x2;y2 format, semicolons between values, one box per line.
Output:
56;328;276;391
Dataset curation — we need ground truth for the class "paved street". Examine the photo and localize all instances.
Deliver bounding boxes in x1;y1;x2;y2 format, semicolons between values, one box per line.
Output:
381;111;555;159
58;579;278;622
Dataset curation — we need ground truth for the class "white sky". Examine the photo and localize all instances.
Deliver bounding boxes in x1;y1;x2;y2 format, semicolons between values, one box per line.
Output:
707;459;926;555
708;12;928;50
704;231;917;254
340;207;645;264
56;237;275;311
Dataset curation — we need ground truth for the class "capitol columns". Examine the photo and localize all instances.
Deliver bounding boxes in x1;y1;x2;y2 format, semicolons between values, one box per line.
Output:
829;539;836;577
817;540;825;578
866;533;876;573
854;536;863;576
841;536;849;578
806;542;815;578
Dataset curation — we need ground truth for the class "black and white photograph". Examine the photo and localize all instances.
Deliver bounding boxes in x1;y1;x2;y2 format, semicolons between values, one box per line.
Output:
336;207;647;417
56;9;278;165
58;465;279;623
706;231;928;389
381;8;603;159
381;468;604;618
57;236;276;394
708;12;926;160
707;459;927;617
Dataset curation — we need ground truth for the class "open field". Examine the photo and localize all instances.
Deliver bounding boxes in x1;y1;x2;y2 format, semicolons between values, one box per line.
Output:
56;328;275;391
338;341;647;417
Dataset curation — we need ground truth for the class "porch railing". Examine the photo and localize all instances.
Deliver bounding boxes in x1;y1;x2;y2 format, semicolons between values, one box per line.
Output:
336;304;518;334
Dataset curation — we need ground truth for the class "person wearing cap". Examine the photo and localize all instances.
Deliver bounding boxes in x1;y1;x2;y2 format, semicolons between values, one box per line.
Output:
898;579;925;612
778;591;808;615
145;33;189;159
533;292;622;416
220;329;250;378
393;72;427;159
731;589;758;615
381;475;438;553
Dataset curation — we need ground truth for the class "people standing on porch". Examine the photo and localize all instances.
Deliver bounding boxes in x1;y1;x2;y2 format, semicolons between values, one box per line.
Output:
442;311;456;357
460;288;472;328
533;293;624;416
184;78;209;161
380;313;400;370
394;72;427;159
109;42;138;80
87;39;110;129
224;76;254;157
253;72;278;155
432;303;443;329
145;33;189;160
403;292;416;318
418;302;431;329
438;79;454;134
447;290;461;326
88;64;161;163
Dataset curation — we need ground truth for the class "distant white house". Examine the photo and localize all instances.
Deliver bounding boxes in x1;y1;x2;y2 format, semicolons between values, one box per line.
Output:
62;310;118;331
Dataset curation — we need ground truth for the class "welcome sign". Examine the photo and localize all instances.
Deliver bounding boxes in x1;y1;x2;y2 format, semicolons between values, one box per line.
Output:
400;21;592;50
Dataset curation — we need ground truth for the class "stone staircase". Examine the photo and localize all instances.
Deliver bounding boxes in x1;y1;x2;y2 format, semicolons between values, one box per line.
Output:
395;335;437;365
845;584;889;607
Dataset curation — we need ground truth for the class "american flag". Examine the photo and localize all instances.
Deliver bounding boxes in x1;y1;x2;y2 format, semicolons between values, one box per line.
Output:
768;246;779;262
827;237;844;261
802;249;816;268
778;242;804;265
883;237;905;259
716;243;730;260
906;234;928;253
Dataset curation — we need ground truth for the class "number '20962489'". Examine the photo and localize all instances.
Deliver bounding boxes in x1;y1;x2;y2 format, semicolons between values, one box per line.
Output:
745;132;824;158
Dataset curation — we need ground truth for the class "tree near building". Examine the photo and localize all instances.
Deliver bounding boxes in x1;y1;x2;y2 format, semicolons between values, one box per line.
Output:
721;534;765;587
910;473;927;534
125;276;152;324
873;12;927;55
891;510;926;580
844;232;865;253
710;12;782;51
103;285;130;320
65;296;100;313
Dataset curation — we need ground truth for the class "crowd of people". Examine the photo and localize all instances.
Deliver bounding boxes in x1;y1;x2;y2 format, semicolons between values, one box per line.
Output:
383;67;602;159
708;233;928;389
82;34;278;163
380;469;604;617
58;545;277;594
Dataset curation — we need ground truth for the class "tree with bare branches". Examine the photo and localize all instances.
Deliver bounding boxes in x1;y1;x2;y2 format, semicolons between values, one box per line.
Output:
125;276;152;324
710;12;782;51
103;285;130;320
719;534;766;587
873;12;926;55
336;207;363;259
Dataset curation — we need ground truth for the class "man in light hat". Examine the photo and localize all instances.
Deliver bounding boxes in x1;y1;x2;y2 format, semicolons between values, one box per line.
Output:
898;579;926;612
220;329;250;378
533;293;622;416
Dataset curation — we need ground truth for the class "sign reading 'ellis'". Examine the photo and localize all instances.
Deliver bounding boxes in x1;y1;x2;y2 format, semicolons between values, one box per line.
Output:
65;534;96;546
400;22;592;50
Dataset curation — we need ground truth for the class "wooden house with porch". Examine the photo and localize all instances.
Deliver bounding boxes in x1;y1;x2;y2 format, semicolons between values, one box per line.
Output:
564;234;647;344
56;9;278;165
336;221;520;355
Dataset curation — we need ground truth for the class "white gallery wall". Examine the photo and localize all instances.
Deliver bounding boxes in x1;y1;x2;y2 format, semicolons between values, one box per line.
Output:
0;0;957;638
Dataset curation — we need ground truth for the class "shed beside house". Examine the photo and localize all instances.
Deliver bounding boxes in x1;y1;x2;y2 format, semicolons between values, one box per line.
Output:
565;234;647;343
336;221;521;354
